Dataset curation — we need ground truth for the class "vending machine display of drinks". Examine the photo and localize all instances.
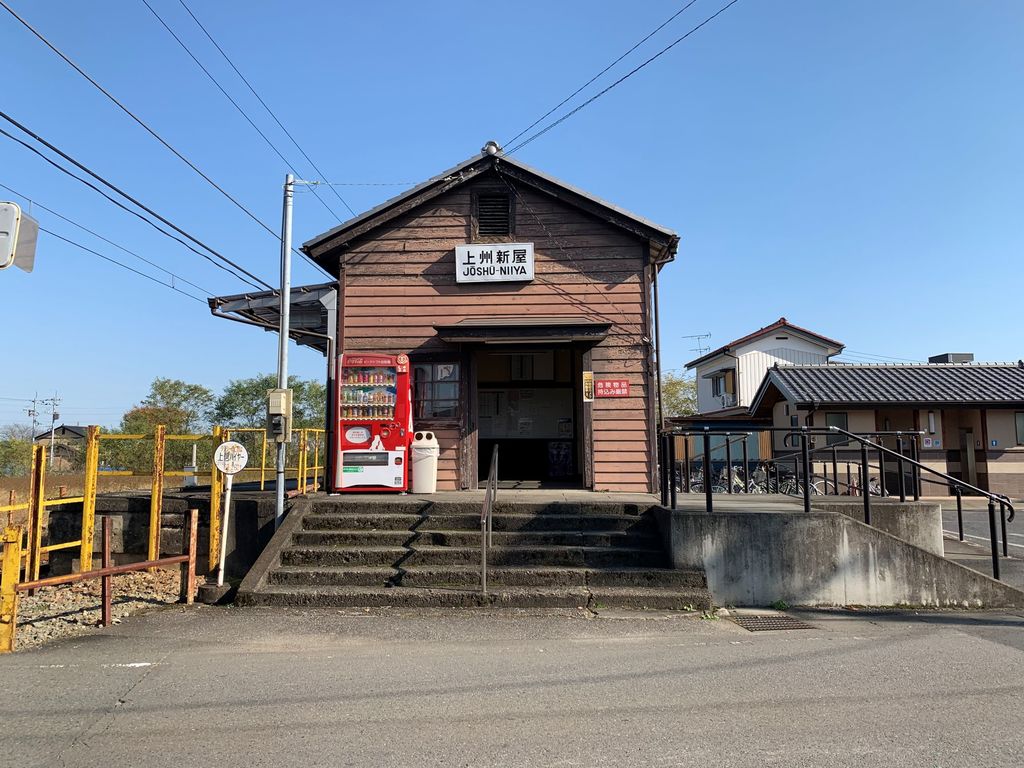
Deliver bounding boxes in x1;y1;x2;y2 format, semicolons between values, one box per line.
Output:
332;353;413;492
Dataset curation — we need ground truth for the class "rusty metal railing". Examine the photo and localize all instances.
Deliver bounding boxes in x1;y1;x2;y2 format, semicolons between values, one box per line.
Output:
480;445;499;597
0;425;326;587
0;509;199;653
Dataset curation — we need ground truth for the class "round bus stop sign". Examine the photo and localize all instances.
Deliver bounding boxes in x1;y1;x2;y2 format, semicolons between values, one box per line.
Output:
214;441;249;476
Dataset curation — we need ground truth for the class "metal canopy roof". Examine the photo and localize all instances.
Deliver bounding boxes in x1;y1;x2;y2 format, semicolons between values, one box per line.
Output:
207;282;336;355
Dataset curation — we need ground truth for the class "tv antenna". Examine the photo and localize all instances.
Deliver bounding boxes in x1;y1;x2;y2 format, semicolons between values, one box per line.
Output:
682;333;711;356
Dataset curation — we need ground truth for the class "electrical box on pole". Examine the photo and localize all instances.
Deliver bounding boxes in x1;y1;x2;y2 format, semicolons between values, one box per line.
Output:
0;202;39;273
267;388;293;444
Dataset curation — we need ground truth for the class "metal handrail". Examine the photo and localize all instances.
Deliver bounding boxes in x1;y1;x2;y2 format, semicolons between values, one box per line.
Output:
827;426;1014;579
660;426;1016;580
480;445;499;596
829;427;1014;516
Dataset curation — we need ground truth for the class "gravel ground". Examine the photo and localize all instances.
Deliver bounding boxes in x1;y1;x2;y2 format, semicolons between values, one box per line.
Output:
14;568;197;650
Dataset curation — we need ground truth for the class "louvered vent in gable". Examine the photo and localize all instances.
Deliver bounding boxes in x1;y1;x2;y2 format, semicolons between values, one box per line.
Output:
476;194;512;236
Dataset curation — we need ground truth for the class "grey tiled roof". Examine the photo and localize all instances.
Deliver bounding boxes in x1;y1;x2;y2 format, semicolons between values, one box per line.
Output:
763;363;1024;407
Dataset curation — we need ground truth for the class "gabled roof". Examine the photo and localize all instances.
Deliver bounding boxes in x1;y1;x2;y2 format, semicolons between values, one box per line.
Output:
34;425;87;441
685;318;845;369
750;362;1024;414
301;147;679;271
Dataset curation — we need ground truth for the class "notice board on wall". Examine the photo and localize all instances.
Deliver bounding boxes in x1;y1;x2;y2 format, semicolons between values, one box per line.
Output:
478;388;573;439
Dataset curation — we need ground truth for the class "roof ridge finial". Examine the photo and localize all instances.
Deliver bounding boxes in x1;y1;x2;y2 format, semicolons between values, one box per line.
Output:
482;140;502;156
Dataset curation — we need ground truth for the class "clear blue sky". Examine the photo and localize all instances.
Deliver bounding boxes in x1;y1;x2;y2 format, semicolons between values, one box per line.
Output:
2;0;1022;428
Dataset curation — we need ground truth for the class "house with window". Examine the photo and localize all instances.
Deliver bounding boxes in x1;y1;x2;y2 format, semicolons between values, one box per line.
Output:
684;318;844;416
749;359;1024;497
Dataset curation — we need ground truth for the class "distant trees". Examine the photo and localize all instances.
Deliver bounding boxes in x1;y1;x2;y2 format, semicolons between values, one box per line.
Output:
0;424;33;476
661;373;698;418
214;374;326;429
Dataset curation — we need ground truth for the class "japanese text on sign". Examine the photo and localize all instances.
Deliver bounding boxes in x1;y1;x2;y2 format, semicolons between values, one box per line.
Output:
214;441;249;475
455;243;535;283
594;379;630;398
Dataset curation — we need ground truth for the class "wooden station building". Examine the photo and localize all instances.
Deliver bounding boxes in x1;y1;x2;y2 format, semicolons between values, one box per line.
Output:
296;144;679;493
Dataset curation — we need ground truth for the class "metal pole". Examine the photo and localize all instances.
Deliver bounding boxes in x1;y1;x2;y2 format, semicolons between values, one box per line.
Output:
831;446;839;496
725;435;733;494
217;473;233;588
955;487;963;541
659;436;667;507
275;173;294;530
682;436;691;494
800;431;811;514
846;462;852;496
987;500;1000;580
669;434;677;510
1000;501;1008;558
896;436;906;503
702;432;713;513
910;436;921;501
878;449;887;497
101;516;112;627
742;437;749;493
860;443;871;525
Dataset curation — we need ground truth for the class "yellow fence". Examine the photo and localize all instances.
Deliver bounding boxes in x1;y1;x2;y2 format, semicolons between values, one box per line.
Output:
0;425;326;580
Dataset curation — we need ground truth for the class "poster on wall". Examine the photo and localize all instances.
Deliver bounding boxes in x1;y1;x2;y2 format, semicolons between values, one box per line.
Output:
582;371;594;402
478;388;573;439
595;379;630;398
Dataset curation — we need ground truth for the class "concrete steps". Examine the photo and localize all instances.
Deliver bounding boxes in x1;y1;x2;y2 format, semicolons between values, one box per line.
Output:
237;498;711;611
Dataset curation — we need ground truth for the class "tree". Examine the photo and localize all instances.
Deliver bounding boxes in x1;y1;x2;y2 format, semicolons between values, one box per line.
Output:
661;372;698;418
141;377;214;433
214;374;326;429
0;423;33;476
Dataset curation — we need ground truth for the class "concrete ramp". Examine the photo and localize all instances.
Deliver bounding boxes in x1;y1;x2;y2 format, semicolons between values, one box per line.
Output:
655;507;1024;608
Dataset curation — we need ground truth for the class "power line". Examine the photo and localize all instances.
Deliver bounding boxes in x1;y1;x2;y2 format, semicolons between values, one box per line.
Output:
0;182;213;295
505;0;699;149
138;0;345;224
0;0;288;244
0;111;272;289
40;226;208;304
176;0;358;219
507;0;742;154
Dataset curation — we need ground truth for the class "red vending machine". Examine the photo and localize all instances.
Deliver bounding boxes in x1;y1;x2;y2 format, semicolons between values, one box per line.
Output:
332;353;413;492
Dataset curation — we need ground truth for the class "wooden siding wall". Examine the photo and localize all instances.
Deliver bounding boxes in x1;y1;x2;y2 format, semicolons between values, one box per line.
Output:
336;176;653;492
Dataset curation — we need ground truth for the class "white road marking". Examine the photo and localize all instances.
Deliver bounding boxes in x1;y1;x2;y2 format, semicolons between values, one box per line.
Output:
943;530;1024;551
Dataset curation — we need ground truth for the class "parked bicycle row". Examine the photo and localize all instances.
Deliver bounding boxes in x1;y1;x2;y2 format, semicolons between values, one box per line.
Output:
675;462;888;497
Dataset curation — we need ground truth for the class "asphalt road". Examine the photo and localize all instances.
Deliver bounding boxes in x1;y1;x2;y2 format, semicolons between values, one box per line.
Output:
3;605;1024;768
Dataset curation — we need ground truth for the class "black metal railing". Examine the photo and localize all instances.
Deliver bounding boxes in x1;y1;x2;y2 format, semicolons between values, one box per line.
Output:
480;444;498;596
659;426;1016;580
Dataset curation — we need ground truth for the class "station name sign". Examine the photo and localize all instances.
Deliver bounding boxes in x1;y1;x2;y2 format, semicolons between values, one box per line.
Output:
455;243;534;284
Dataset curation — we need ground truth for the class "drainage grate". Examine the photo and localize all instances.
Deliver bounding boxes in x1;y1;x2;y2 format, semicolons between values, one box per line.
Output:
730;615;818;632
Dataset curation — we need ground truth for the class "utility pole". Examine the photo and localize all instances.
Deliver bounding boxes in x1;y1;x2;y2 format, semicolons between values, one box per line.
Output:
42;391;60;461
275;174;295;529
25;392;39;437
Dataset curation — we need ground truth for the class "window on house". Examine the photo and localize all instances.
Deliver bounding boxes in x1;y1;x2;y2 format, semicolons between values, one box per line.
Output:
825;412;848;445
1016;412;1024;446
475;193;512;236
413;363;461;421
711;371;735;402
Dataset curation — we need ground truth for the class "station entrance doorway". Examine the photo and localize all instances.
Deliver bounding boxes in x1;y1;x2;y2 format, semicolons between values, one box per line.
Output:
474;347;584;488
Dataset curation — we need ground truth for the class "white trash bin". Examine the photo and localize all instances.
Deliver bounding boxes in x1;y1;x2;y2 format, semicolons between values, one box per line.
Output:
411;431;440;493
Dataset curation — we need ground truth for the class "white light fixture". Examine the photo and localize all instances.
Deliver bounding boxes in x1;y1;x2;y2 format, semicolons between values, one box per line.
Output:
927;411;936;434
